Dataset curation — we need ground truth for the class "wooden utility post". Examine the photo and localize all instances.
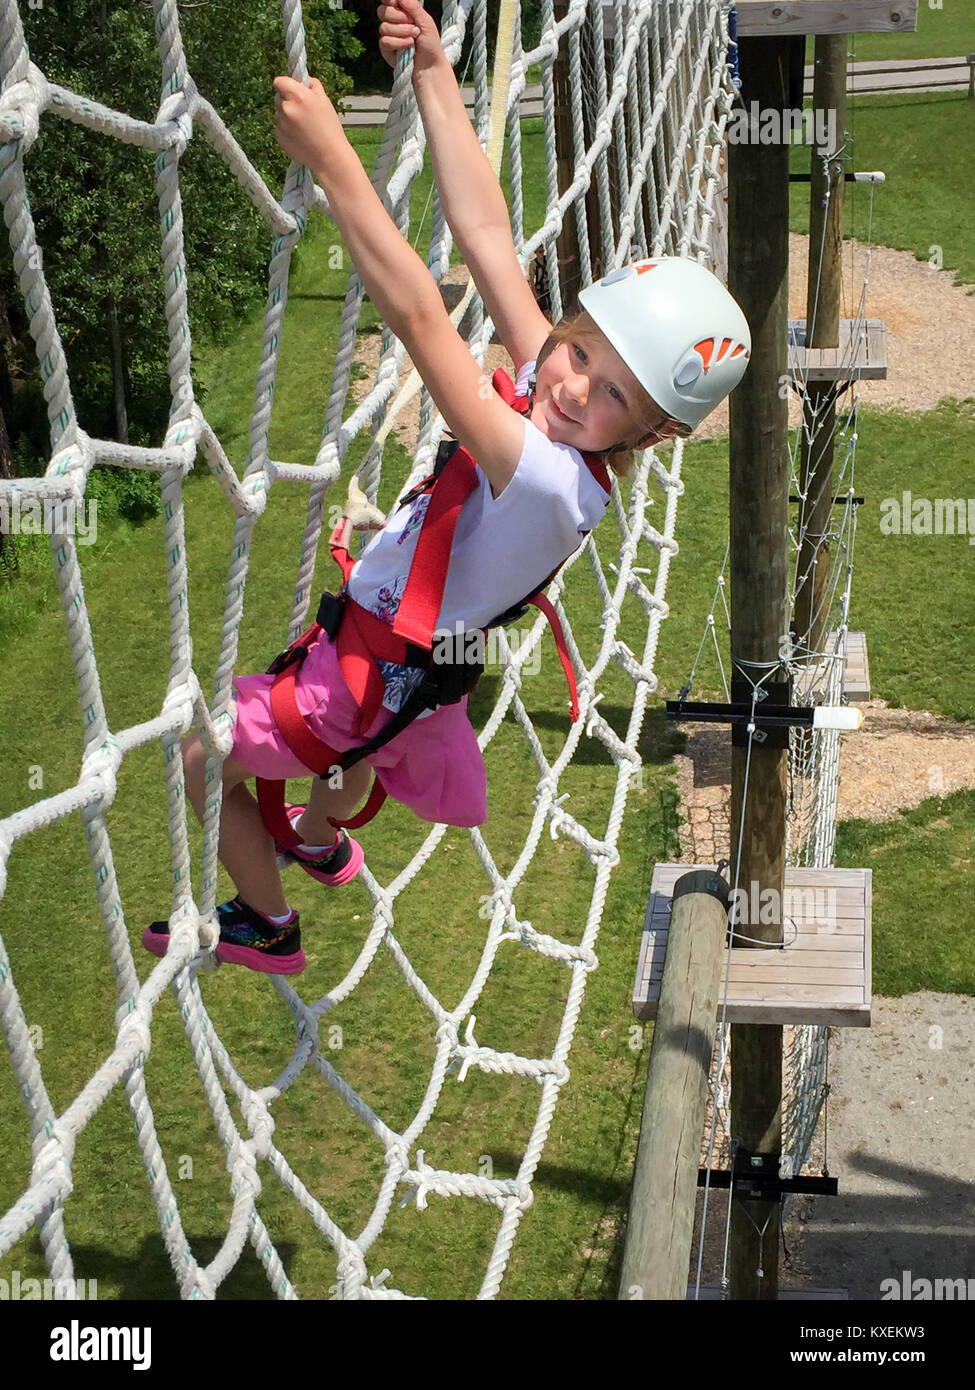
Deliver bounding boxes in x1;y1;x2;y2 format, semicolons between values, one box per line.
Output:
726;31;799;1301
794;36;847;659
618;871;730;1300
553;1;583;307
580;2;614;281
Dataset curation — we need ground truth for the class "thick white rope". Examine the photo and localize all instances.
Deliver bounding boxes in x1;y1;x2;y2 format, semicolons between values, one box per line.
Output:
0;0;737;1299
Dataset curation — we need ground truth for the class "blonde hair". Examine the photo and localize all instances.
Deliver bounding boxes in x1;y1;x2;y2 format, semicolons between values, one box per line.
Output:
538;310;668;478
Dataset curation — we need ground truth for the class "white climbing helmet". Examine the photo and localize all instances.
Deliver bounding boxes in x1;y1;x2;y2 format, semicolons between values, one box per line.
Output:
577;256;751;431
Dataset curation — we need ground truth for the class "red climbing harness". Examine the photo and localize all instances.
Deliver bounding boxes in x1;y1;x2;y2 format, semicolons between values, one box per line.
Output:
255;367;612;849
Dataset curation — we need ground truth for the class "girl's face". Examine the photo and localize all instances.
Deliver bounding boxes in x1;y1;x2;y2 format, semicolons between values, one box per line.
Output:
530;334;647;453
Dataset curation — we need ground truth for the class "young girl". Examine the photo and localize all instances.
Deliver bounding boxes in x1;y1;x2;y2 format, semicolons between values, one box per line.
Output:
144;0;751;976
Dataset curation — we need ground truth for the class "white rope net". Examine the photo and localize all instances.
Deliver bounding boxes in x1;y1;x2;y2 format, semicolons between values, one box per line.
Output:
0;0;738;1298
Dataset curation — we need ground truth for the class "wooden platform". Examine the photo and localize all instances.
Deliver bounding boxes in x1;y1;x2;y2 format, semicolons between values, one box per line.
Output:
734;0;918;37
788;319;887;384
793;629;870;702
634;865;871;1027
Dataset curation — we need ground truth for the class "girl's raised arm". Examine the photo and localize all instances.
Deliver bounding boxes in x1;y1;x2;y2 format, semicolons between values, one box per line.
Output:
273;76;525;497
378;0;552;372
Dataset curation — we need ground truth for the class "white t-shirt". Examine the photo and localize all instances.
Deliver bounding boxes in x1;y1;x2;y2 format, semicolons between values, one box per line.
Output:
346;361;611;713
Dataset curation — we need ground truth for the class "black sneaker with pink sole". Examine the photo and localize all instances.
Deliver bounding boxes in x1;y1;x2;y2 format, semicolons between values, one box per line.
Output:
142;897;306;975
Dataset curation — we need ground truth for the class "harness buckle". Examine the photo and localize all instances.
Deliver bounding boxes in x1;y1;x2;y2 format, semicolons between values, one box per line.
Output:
316;588;347;639
266;639;312;678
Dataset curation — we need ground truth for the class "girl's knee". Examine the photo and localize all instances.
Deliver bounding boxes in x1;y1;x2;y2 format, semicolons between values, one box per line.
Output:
181;735;204;774
180;736;207;796
182;736;250;787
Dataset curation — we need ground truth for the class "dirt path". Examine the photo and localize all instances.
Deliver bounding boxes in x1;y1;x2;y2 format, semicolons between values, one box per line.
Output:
675;699;975;866
696;232;975;439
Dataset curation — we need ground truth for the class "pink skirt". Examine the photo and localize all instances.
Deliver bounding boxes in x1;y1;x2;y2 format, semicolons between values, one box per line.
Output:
231;630;487;827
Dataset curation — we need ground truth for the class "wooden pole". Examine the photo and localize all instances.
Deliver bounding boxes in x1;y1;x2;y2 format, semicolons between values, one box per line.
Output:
580;7;609;281
794;36;847;661
727;31;801;1301
618;870;730;1301
553;1;582;308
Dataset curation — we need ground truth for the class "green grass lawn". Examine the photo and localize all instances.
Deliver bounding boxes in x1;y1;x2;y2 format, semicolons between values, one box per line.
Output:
2;89;974;1299
831;9;974;63
835;789;975;998
790;90;975;287
0;196;685;1299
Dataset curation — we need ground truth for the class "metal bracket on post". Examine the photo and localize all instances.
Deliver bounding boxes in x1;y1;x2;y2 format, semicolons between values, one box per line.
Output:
699;1146;838;1201
666;676;792;750
665;675;863;747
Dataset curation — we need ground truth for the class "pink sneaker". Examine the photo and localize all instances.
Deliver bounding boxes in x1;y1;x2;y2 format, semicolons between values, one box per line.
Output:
280;804;364;886
143;897;306;975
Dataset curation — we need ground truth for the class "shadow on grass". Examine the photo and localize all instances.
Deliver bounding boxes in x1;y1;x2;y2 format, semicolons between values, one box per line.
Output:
486;1034;651;1300
57;1235;301;1300
468;681;685;770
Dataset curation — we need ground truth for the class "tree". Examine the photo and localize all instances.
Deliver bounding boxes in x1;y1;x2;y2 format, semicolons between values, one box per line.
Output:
0;0;361;541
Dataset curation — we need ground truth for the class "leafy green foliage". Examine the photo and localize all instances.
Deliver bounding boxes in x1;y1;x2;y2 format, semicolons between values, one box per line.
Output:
0;0;361;521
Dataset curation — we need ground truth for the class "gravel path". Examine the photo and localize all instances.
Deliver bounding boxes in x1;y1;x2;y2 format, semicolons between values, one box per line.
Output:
785;992;975;1300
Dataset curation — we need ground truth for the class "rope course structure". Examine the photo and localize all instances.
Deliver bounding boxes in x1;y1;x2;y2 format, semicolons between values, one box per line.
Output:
0;0;742;1299
683;110;883;1281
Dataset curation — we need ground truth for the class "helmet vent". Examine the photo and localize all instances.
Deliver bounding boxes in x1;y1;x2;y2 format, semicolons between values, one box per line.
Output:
694;337;715;369
675;355;703;388
693;337;749;373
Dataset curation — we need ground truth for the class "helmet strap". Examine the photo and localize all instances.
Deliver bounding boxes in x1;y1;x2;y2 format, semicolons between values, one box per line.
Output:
527;332;557;412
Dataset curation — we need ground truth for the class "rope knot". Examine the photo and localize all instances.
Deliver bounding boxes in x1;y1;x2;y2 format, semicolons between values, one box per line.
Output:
501;663;523;693
0;65;47;151
374;897;396;933
532;774;560;809
195;905;220;953
81;736;121;811
410;1149;437;1211
117;1007;153;1067
228;1136;262;1201
242;1094;276;1160
157;87;193;160
336;1247;368;1300
513;1181;534;1212
188;1268;217;1300
207;709;237;761
31;1127;76;1209
384;1141;410;1179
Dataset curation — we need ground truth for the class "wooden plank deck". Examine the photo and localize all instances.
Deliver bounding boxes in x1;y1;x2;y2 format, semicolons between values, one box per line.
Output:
788;319;887;383
634;864;871;1027
793;630;871;702
734;0;918;37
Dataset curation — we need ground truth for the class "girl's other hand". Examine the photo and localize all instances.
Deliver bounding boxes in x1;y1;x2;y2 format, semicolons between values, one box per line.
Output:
273;74;346;173
377;0;443;74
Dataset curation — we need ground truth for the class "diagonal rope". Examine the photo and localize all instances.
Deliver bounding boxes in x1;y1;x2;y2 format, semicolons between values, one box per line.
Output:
0;0;739;1299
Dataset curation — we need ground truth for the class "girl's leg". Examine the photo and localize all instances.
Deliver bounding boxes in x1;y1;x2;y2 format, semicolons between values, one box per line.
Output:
294;758;373;845
182;736;289;917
